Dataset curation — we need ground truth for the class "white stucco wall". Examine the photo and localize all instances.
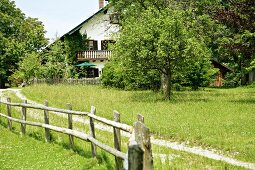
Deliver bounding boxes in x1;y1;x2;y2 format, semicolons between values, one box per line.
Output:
79;8;119;51
78;7;119;77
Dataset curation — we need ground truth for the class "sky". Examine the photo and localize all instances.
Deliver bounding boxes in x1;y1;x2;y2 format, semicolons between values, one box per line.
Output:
13;0;100;42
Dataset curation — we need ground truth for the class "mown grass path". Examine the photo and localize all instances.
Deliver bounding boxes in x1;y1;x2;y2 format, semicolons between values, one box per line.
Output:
1;88;254;169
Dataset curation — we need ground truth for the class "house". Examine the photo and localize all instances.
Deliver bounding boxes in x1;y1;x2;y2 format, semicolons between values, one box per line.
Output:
60;0;119;78
211;60;233;87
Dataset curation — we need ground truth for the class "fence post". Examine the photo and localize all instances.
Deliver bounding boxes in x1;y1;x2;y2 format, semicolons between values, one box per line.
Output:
20;100;27;135
113;111;123;170
44;101;51;142
90;106;97;157
6;97;12;130
67;103;74;149
137;114;144;123
128;140;144;170
128;119;153;170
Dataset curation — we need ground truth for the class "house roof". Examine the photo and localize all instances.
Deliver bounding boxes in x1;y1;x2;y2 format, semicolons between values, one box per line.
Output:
46;5;109;49
211;59;233;72
61;7;108;38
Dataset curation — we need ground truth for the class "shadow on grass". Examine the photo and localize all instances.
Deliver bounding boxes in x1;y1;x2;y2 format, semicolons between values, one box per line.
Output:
230;98;255;104
129;90;211;103
26;131;94;159
59;141;92;158
0;118;7;128
58;141;114;169
97;152;114;170
27;131;114;168
0;119;21;135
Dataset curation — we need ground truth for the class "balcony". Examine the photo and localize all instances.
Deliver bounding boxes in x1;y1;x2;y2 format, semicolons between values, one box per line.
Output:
77;50;112;61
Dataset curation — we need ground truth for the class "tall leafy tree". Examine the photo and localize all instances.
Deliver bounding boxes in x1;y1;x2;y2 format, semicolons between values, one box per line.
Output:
42;40;72;80
110;8;211;99
0;0;47;88
212;0;255;84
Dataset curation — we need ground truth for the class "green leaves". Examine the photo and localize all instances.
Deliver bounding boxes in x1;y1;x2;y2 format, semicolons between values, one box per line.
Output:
103;5;215;99
0;0;48;87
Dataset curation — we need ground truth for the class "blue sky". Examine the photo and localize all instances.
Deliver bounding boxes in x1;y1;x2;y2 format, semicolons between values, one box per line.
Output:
13;0;99;41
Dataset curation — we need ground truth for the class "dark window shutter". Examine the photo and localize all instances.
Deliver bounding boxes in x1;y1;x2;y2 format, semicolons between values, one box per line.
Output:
101;40;107;50
93;40;98;50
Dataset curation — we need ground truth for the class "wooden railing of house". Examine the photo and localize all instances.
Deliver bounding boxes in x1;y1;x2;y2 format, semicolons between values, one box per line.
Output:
0;97;153;170
77;50;112;61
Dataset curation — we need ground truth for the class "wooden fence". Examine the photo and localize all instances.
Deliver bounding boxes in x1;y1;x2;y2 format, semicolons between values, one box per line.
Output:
30;78;101;85
0;97;153;170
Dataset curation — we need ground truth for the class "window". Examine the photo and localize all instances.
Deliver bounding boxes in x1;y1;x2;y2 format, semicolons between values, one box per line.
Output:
88;40;98;50
101;40;115;50
87;68;99;78
109;13;120;24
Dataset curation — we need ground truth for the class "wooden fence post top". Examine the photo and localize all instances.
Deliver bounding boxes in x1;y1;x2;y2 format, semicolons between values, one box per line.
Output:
44;100;48;106
134;122;150;147
67;103;72;110
133;121;153;170
113;111;120;121
91;106;96;114
137;114;144;123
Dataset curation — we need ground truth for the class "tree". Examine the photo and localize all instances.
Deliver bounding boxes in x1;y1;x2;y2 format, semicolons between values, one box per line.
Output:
42;40;72;80
9;52;43;86
110;8;211;99
0;0;47;88
212;0;255;84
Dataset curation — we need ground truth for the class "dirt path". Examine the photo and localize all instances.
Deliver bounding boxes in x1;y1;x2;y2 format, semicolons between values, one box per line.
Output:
1;88;255;169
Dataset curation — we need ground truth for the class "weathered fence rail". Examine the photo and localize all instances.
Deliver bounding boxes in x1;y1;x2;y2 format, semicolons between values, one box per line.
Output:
0;97;153;170
30;78;101;85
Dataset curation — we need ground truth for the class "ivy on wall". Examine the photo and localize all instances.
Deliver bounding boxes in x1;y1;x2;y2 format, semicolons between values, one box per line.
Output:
63;31;88;65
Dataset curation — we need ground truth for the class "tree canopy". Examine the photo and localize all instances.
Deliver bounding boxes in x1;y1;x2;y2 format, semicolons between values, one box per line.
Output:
0;0;48;88
103;6;215;99
212;0;255;84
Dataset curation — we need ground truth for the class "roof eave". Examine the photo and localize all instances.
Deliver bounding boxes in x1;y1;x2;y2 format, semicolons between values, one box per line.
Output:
63;6;108;37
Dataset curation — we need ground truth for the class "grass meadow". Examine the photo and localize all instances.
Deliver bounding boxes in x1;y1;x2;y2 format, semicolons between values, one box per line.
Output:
0;127;109;170
0;84;254;169
21;84;255;163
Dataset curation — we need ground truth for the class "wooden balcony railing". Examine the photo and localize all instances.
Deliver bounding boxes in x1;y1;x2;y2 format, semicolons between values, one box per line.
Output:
77;50;112;61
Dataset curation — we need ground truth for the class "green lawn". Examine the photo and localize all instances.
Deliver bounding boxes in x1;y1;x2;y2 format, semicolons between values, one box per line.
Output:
0;126;109;170
20;84;255;163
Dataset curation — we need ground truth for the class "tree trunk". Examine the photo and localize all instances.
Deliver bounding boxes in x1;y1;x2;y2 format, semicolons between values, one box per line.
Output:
0;78;5;89
161;68;171;100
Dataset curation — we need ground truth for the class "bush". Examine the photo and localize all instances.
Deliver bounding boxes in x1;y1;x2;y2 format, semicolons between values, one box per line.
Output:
101;61;161;90
223;72;241;87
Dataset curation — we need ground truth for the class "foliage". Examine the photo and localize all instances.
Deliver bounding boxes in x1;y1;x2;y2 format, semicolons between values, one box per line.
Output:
0;0;47;88
223;72;241;88
63;31;88;65
177;59;218;90
102;59;161;90
41;40;73;80
9;52;42;86
109;7;212;99
63;31;88;78
10;31;89;85
212;0;255;84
